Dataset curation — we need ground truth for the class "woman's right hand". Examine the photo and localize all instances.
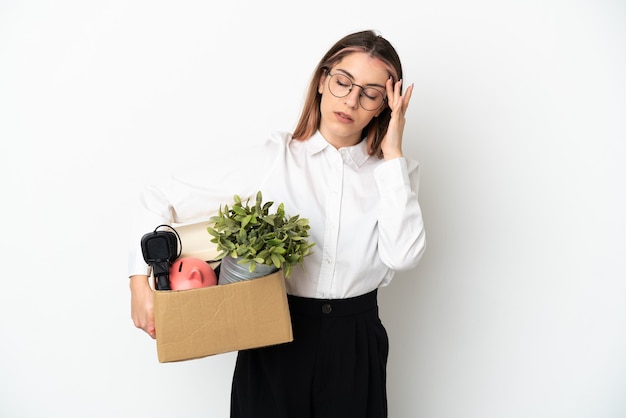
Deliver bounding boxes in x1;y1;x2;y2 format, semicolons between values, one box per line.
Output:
130;275;156;339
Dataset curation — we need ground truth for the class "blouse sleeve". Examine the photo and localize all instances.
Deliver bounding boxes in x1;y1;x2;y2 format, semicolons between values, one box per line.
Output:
374;156;426;271
127;132;287;277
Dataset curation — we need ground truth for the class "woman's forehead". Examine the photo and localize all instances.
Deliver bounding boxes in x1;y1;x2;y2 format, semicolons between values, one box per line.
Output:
332;52;394;83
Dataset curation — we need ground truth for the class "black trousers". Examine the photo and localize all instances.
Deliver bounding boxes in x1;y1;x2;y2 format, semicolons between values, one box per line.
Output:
230;290;389;418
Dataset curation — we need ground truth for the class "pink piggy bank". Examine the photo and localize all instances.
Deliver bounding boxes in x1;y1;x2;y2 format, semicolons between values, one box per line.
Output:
168;258;217;290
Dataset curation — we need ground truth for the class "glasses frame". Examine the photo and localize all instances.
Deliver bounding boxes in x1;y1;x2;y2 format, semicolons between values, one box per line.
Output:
326;72;387;111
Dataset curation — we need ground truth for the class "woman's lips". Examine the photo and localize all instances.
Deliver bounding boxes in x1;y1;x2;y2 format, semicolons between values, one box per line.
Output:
335;111;353;123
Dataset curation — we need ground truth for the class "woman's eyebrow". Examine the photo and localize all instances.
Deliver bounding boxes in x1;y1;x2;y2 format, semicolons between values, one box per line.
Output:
335;68;386;89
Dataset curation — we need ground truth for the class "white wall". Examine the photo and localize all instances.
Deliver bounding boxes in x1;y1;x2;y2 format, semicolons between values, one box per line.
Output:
1;1;624;417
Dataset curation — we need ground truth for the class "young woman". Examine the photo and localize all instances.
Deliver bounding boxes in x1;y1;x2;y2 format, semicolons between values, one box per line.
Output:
129;30;426;418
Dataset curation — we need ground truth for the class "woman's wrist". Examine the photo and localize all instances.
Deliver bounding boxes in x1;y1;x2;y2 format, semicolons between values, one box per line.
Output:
129;275;150;290
383;150;403;161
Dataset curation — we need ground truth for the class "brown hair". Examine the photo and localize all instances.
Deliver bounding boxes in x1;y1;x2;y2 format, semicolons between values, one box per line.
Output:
292;30;403;158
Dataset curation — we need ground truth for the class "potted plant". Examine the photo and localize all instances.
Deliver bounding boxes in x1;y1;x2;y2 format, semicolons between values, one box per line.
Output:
207;191;314;283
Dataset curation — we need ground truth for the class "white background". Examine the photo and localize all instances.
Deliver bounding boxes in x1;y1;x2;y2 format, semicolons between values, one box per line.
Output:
1;1;625;417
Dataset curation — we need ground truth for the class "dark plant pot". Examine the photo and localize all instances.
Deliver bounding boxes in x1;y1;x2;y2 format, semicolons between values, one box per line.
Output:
218;255;279;285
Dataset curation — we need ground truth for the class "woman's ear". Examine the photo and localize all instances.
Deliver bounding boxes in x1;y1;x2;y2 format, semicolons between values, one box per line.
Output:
318;69;328;94
318;75;325;94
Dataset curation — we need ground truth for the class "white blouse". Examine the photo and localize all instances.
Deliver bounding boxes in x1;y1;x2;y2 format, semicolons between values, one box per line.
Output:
128;130;426;299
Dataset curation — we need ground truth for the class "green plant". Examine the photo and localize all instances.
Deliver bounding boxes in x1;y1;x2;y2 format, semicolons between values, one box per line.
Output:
207;191;314;278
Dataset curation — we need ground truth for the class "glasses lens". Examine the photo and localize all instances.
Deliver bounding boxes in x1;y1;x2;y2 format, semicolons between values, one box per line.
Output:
328;74;352;98
328;74;384;111
360;88;384;111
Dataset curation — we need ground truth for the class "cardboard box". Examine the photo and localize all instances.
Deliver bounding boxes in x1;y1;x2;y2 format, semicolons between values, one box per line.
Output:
152;221;293;363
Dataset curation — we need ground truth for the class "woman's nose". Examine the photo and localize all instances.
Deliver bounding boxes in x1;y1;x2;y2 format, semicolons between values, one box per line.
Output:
344;87;360;109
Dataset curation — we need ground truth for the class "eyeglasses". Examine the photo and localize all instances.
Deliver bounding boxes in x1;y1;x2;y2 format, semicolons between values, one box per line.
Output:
326;72;386;111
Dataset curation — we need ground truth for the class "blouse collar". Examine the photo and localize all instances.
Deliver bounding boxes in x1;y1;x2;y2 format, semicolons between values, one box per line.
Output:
307;131;371;169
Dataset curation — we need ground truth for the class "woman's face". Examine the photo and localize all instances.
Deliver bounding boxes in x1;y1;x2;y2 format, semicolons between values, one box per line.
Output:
318;52;391;149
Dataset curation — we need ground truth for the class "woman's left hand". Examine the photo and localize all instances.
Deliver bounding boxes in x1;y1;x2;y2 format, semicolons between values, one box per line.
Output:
380;77;414;160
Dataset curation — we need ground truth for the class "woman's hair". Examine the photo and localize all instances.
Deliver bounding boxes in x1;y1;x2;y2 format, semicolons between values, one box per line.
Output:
292;30;403;158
